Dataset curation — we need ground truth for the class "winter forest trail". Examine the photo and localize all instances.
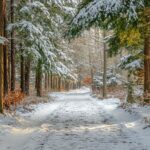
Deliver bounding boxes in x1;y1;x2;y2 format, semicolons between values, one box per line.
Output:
0;88;150;150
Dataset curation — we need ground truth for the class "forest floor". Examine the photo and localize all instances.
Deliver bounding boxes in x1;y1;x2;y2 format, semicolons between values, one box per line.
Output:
0;87;150;150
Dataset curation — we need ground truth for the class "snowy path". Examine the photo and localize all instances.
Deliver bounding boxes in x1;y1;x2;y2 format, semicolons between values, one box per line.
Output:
0;88;150;150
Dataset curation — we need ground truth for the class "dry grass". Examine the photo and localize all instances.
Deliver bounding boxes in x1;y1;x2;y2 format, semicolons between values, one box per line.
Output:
4;83;53;111
4;90;25;110
94;85;126;101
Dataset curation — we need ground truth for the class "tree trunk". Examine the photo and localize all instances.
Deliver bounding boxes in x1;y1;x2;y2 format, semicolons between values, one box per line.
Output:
3;0;8;95
88;48;94;93
48;74;50;91
0;45;4;113
144;7;150;100
50;72;53;90
103;31;107;98
0;0;5;113
127;72;134;103
10;0;15;91
35;71;37;89
20;46;25;93
36;60;42;97
24;57;31;95
144;37;150;93
45;73;48;91
4;45;8;95
58;77;61;91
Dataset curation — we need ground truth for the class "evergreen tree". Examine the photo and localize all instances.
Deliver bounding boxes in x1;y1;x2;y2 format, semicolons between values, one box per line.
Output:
68;0;150;100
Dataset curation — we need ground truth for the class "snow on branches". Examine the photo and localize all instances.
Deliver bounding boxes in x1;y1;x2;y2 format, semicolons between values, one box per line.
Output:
0;36;8;45
68;0;144;37
118;53;143;72
8;0;78;79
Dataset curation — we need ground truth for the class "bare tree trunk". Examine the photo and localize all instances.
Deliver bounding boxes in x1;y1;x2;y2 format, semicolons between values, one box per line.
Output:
144;37;150;93
144;7;150;100
98;29;103;94
103;31;107;98
50;72;53;90
3;0;8;95
10;0;15;91
45;73;48;91
0;0;5;113
48;73;50;91
3;44;8;95
36;60;42;97
58;77;61;91
24;57;31;95
35;71;37;89
20;46;25;93
127;72;134;103
88;49;94;93
53;76;55;90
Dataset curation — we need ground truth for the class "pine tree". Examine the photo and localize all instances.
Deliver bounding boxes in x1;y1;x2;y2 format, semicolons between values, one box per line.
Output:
68;0;150;100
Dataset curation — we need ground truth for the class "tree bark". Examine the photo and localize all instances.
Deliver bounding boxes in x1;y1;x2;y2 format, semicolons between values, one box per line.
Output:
20;46;25;93
48;74;50;91
50;72;53;90
35;71;37;89
127;72;134;103
24;57;31;95
88;47;94;93
45;73;48;91
144;37;150;93
58;77;61;91
10;0;15;91
36;60;42;97
0;0;5;113
3;0;8;95
103;30;107;98
144;7;150;97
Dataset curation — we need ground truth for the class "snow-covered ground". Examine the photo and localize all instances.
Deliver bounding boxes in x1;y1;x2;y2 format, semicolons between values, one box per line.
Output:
0;87;150;150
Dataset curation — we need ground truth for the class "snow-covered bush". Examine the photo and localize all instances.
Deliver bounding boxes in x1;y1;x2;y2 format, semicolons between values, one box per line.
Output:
118;51;144;103
93;69;122;88
118;52;143;72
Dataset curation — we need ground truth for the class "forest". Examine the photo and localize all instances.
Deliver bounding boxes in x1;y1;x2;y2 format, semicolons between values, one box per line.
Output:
0;0;150;150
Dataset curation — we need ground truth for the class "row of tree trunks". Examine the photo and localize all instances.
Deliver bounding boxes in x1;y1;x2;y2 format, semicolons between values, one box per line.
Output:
20;55;31;96
35;70;77;96
43;74;76;92
0;0;78;113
